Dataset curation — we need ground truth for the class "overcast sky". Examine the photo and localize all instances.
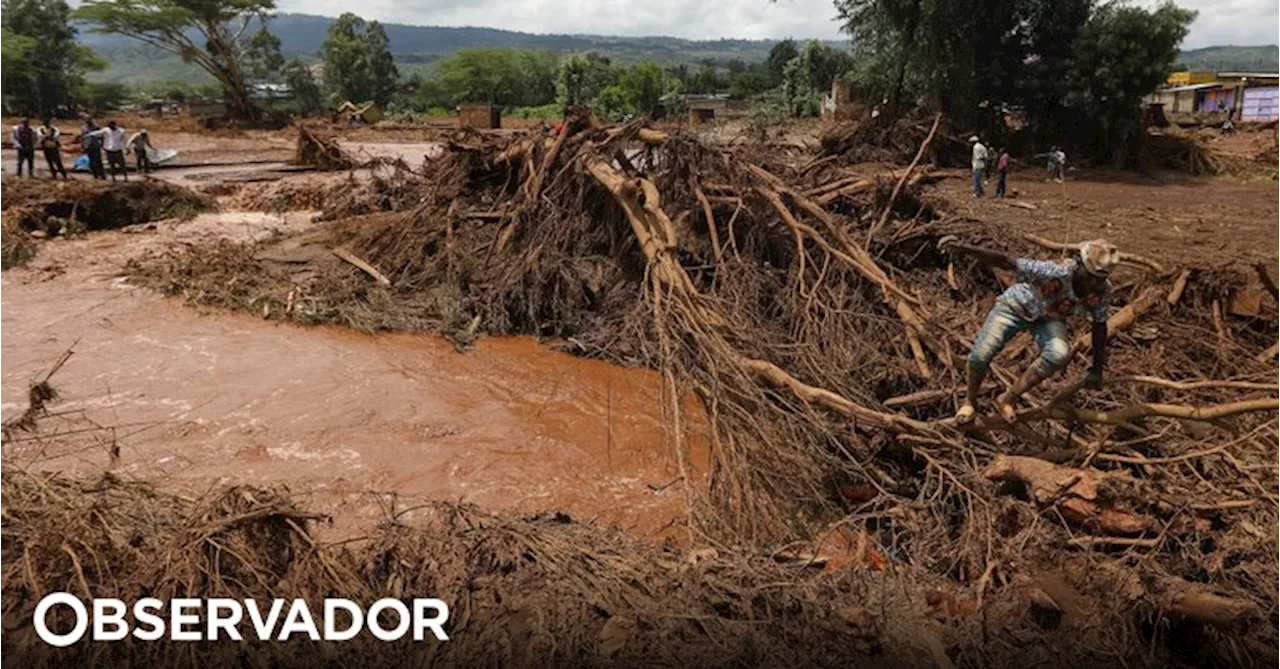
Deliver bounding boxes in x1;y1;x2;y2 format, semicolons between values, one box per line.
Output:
276;0;1277;48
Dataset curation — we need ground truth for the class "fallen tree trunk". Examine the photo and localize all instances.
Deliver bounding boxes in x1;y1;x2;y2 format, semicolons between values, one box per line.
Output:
1160;580;1258;628
983;455;1154;535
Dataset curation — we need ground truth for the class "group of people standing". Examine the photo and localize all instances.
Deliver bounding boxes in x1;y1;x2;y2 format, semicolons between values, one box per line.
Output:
968;136;1012;198
9;116;155;181
968;136;1067;198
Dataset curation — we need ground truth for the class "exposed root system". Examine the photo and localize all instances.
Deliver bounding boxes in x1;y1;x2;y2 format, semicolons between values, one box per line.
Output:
105;119;1280;665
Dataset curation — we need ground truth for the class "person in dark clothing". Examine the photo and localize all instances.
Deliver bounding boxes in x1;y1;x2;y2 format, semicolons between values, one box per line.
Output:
39;118;68;179
11;118;37;177
995;148;1010;198
80;118;106;179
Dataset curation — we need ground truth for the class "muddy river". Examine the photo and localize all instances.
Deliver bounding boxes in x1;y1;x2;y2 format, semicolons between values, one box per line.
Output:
1;211;703;539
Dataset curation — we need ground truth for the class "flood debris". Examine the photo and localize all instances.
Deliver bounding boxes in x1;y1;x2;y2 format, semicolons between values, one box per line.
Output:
1;179;213;237
295;124;356;171
100;118;1280;665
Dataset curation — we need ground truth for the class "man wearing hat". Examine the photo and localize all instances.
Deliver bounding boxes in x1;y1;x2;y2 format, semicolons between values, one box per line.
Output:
969;135;988;197
939;236;1118;423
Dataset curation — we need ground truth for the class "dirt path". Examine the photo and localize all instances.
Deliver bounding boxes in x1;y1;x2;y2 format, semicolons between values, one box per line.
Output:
2;213;701;540
934;168;1279;268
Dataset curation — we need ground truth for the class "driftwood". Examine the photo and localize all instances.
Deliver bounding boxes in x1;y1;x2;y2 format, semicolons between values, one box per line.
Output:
332;247;391;285
983;455;1154;535
1023;233;1167;274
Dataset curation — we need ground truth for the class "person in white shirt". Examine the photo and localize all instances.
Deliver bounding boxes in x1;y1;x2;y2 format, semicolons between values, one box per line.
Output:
88;120;129;181
970;135;988;197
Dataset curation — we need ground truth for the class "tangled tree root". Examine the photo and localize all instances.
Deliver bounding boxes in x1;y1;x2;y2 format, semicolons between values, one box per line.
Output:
296;124;356;170
124;120;1278;666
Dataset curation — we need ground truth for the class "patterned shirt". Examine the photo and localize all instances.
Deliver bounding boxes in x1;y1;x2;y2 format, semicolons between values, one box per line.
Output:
998;258;1111;323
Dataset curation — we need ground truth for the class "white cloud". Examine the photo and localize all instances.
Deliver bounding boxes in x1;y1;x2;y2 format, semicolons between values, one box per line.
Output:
275;0;845;40
275;0;1276;47
1173;0;1279;48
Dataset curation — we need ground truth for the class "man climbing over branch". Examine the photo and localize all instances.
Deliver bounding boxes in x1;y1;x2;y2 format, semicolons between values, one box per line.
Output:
940;236;1119;423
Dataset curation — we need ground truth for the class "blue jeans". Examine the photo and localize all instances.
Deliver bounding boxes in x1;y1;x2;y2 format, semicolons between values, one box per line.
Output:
968;299;1071;375
972;167;984;196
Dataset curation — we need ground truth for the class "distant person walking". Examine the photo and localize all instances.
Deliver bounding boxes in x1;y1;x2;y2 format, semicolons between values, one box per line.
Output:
11;118;37;178
128;129;154;175
38;118;68;179
995;148;1010;198
970;135;988;197
80;117;106;179
1052;147;1066;182
88;121;129;181
1046;146;1065;183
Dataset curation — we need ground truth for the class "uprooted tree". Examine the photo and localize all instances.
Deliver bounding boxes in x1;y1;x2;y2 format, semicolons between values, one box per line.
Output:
118;118;1280;664
75;0;283;120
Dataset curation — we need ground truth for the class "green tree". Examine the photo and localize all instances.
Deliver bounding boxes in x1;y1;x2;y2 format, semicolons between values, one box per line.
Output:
1067;2;1194;164
618;61;666;115
764;38;799;86
555;52;615;112
435;49;521;104
321;13;399;106
836;0;1194;157
0;28;34;112
75;0;281;120
80;81;131;111
2;0;103;115
363;20;398;106
282;59;322;115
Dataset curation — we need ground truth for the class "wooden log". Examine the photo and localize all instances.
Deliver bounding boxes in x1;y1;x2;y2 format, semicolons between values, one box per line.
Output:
1023;233;1166;274
1166;268;1191;305
332;247;391;286
866;113;941;242
983;455;1154;535
1160;581;1257;628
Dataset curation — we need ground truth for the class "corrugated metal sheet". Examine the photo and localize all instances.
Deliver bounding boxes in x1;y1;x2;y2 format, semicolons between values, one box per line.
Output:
1241;87;1279;121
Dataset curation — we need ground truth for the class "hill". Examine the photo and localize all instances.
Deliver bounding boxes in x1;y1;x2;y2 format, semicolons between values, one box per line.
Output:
1175;45;1278;72
81;12;829;86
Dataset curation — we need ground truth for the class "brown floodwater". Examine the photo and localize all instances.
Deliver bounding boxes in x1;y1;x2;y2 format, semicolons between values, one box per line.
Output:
1;211;704;539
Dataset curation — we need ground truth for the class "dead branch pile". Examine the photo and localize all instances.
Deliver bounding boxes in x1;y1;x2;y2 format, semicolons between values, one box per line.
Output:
0;178;214;234
296;124;356;171
1141;128;1280;179
1;470;951;668
819;115;969;166
129;119;1278;664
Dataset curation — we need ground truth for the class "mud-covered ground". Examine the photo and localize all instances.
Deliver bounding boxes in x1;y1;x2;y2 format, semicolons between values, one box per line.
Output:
2;118;1276;668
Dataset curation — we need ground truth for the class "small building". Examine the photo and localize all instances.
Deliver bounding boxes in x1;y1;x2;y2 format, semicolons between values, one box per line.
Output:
1218;73;1280;121
188;99;229;121
685;94;750;124
1240;87;1279;121
250;83;293;101
1166;71;1216;87
458;104;501;129
1149;82;1221;114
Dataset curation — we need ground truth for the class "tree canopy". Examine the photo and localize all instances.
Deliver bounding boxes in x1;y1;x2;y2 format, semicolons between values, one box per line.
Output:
74;0;282;119
2;0;103;115
836;0;1195;160
320;13;399;106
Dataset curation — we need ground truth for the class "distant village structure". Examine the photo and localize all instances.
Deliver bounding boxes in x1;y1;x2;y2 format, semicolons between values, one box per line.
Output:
1146;70;1280;121
684;94;750;124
